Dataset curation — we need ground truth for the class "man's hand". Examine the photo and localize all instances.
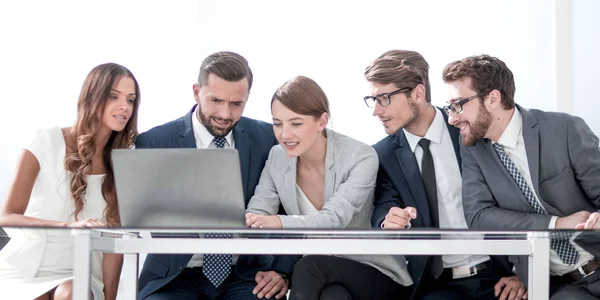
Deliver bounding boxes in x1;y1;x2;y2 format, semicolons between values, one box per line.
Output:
575;212;600;230
556;211;592;229
382;207;417;229
245;213;283;229
494;275;527;300
253;271;289;299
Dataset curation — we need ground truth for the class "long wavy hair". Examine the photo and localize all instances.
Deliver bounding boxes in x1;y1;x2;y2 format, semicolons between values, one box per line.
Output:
64;63;140;227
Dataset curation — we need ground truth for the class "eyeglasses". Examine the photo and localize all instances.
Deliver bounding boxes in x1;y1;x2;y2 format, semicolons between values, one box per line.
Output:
443;93;488;114
364;87;414;108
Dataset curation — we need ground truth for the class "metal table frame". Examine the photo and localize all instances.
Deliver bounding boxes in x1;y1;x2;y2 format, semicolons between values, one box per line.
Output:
72;229;550;300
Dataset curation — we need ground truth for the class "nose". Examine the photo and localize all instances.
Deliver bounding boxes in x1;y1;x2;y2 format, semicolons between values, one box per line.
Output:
448;112;458;126
280;125;293;140
118;96;130;111
372;102;383;117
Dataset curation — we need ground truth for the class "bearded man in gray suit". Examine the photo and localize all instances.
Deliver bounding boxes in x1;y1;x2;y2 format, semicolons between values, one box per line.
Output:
441;54;600;299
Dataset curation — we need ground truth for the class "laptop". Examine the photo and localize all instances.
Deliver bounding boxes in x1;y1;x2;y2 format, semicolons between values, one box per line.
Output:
111;148;247;228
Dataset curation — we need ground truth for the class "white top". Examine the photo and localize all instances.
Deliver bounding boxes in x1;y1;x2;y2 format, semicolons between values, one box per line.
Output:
403;108;490;269
296;185;318;214
187;105;238;268
0;127;106;299
494;108;594;276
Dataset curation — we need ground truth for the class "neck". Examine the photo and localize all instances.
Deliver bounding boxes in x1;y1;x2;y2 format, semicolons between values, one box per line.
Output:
485;107;515;142
405;103;436;137
298;133;327;171
94;126;112;154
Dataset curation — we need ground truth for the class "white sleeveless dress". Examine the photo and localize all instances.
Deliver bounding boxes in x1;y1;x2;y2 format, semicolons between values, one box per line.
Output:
0;127;105;300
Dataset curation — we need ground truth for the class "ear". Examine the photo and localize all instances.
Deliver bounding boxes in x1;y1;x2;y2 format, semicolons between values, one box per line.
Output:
318;112;329;131
412;83;427;104
192;83;201;102
487;89;502;108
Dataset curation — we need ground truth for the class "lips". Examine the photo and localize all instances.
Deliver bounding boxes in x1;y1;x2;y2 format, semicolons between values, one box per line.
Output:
113;114;128;122
212;117;231;128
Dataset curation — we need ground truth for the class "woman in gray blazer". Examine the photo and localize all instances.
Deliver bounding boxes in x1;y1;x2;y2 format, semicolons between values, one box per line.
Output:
245;76;412;300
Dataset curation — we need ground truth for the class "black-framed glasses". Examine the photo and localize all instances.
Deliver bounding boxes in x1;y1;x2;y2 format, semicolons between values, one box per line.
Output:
363;87;414;108
443;92;488;114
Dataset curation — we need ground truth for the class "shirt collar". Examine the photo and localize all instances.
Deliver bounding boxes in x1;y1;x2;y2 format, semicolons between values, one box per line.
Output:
403;107;444;153
495;108;522;150
192;105;234;147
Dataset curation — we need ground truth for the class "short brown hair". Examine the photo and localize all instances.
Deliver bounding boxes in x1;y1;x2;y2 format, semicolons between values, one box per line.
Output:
443;54;515;109
364;50;431;103
197;51;253;90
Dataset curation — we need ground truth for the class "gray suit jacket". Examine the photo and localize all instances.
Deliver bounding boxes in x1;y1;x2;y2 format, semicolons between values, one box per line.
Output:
461;105;600;282
246;129;413;286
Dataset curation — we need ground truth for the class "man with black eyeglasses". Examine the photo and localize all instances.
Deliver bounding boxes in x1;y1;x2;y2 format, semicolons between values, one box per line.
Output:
443;54;600;300
364;50;525;300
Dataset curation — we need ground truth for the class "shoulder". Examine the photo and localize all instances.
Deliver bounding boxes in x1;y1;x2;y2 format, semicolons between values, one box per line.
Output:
137;116;186;143
372;134;395;155
238;117;274;136
330;130;377;163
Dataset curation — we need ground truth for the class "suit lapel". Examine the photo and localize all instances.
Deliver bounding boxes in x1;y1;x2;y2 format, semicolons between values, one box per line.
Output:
179;105;198;148
394;131;433;227
441;108;462;172
283;157;301;214
324;130;336;204
520;106;541;200
519;106;562;215
233;125;250;202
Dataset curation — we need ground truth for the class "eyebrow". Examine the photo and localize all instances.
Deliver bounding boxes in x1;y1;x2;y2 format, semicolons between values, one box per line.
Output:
111;89;136;96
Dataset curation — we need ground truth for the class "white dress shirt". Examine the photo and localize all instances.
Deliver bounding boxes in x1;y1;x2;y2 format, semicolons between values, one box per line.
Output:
187;105;237;268
493;108;593;276
404;108;490;269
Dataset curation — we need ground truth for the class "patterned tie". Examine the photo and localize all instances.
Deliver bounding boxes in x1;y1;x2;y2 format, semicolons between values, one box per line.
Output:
493;143;580;264
202;136;233;287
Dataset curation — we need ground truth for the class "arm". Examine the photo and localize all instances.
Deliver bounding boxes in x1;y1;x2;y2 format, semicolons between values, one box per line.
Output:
461;143;552;230
0;150;68;227
279;149;378;228
371;165;405;228
102;253;123;300
246;147;281;216
567;116;600;210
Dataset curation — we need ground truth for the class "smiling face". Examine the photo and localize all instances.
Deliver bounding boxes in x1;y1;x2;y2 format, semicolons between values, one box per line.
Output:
99;76;136;133
368;81;418;135
445;77;492;146
193;73;249;137
271;99;327;157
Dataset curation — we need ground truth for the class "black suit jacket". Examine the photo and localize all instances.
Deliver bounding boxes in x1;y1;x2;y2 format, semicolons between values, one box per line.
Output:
136;105;298;299
371;108;513;299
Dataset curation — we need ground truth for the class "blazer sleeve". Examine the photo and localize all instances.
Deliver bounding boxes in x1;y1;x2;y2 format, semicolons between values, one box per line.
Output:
567;116;600;210
279;148;379;228
461;143;552;230
371;164;405;228
245;147;281;216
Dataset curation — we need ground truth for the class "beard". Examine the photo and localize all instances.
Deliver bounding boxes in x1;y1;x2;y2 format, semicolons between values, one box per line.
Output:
387;97;419;135
461;101;492;146
197;107;238;138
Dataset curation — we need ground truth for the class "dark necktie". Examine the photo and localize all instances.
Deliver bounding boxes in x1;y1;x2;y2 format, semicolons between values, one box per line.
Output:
493;143;579;265
418;138;443;278
202;136;233;287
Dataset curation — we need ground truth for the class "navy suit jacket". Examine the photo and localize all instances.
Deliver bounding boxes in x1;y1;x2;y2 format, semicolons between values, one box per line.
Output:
371;108;512;299
136;105;297;299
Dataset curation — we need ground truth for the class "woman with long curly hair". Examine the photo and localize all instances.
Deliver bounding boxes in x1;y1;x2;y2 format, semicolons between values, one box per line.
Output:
0;63;140;300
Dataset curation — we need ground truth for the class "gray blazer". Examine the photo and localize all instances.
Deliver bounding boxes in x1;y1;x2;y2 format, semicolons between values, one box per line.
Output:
247;129;413;286
461;105;600;282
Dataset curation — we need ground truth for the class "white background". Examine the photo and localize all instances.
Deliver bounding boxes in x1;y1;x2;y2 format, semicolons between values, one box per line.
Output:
0;0;598;198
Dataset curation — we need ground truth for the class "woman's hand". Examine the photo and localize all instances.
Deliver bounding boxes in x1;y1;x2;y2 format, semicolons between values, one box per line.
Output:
246;213;282;229
66;217;105;228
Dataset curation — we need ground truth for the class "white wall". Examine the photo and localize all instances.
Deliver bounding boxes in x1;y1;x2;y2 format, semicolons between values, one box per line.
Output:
1;0;596;198
573;0;600;136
